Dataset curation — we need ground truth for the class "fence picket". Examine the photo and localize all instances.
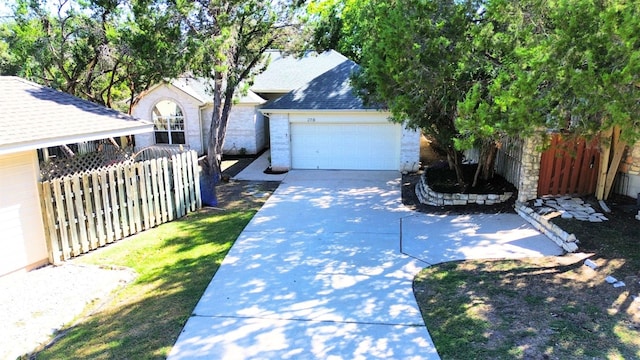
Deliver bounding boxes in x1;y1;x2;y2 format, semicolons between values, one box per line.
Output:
150;159;162;227
40;150;201;263
193;152;202;209
91;172;106;247
40;182;62;264
172;154;184;217
116;165;130;237
162;158;174;221
123;164;136;235
128;165;142;233
81;174;98;250
100;171;115;243
62;178;81;256
157;158;168;223
71;176;90;253
138;162;151;230
108;167;122;240
181;152;190;213
51;179;71;259
144;160;155;228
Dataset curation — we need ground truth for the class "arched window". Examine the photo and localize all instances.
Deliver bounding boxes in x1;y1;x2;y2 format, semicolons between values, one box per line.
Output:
152;100;185;144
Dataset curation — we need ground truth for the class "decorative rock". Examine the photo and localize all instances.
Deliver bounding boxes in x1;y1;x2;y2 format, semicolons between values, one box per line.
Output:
561;212;573;219
584;259;598;269
564;242;579;252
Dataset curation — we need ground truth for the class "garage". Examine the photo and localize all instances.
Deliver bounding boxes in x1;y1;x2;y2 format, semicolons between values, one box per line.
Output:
291;122;401;170
260;58;420;173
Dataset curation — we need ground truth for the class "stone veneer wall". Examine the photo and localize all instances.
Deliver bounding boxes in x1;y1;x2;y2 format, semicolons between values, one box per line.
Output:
415;174;513;206
621;142;640;175
517;135;543;203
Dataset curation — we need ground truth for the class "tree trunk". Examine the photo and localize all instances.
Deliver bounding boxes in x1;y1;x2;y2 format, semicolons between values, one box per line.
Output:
445;146;466;191
472;140;498;188
202;57;238;206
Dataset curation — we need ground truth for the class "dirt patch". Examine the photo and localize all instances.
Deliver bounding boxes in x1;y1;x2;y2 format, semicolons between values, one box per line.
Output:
215;179;280;211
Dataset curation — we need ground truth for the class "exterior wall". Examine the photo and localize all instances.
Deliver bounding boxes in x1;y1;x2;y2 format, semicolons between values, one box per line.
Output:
517;135;543;202
269;114;292;172
400;127;421;173
131;84;204;154
201;104;265;155
0;151;49;276
619;142;640;198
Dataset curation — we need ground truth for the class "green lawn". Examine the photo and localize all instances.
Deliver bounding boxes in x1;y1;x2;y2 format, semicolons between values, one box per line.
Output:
35;208;255;359
414;206;640;359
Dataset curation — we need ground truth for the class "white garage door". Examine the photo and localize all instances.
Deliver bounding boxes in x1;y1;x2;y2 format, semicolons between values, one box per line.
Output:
291;123;401;170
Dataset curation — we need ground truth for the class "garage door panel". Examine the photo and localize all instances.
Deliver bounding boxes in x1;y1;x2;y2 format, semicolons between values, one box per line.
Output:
291;123;400;170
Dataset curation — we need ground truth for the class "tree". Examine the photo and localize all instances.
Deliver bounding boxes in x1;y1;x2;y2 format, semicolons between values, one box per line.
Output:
311;0;484;189
146;0;304;204
457;0;640;199
1;0;187;112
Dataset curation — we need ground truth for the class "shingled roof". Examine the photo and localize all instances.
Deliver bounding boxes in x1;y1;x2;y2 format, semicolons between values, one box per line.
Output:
0;76;152;155
260;60;381;112
251;50;349;94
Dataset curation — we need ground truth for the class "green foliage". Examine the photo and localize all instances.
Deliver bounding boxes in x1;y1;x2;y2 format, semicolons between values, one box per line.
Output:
1;0;188;111
457;0;640;146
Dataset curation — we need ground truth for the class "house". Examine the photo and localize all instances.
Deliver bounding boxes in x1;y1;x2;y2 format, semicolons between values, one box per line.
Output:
262;59;420;172
132;50;421;172
132;50;349;156
0;76;153;276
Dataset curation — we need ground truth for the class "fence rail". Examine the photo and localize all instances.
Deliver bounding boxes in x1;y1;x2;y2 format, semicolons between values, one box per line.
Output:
40;151;201;264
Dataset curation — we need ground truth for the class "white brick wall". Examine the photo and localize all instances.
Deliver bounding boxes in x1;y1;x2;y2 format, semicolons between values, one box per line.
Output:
400;126;420;172
131;84;204;154
269;114;291;171
133;84;266;156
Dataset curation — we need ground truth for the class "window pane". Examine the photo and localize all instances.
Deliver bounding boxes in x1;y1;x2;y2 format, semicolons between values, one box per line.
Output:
171;131;186;144
170;117;184;130
154;117;167;130
155;132;170;144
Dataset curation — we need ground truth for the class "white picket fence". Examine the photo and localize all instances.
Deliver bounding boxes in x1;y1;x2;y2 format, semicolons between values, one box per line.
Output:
39;151;202;264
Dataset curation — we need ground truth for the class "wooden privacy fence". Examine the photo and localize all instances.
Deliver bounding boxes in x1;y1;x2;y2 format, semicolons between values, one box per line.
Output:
538;134;600;196
40;150;202;264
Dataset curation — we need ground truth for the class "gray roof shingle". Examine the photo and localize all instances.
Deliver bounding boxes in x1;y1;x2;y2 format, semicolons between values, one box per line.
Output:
250;50;349;93
0;76;152;155
260;60;381;111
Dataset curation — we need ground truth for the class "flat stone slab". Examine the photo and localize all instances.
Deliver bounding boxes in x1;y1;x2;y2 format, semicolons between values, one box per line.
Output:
532;196;607;222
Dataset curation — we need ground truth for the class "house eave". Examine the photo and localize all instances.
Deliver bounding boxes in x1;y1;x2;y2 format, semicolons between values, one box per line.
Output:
259;108;387;115
0;123;153;156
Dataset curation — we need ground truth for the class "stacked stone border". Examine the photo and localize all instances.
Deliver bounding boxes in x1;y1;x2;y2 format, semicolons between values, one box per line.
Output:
515;201;578;253
415;173;513;206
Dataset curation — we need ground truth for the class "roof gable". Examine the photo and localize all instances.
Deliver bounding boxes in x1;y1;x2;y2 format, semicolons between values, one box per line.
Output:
260;60;381;111
250;50;349;93
0;76;152;155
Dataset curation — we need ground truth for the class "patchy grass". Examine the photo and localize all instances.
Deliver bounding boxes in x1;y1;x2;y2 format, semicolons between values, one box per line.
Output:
32;177;279;359
414;198;640;359
34;209;255;359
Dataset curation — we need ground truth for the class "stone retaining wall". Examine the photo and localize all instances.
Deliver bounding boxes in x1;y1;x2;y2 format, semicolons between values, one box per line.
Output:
515;201;578;253
415;173;513;206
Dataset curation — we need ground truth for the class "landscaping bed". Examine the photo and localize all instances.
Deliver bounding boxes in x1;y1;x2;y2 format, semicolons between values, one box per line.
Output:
406;169;640;359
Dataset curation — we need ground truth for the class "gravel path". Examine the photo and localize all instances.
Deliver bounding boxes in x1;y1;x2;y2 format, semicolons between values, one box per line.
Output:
0;263;136;359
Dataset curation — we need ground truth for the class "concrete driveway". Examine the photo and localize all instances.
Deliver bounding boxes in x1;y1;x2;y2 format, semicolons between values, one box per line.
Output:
168;170;563;360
